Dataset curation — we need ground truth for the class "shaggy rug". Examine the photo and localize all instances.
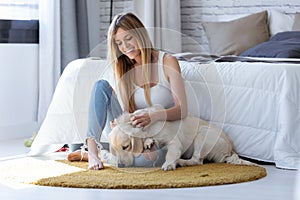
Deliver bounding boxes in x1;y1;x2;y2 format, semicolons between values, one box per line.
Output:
0;157;267;189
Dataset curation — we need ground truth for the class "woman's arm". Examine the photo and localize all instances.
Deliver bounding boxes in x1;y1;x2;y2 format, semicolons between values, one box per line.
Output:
153;54;188;121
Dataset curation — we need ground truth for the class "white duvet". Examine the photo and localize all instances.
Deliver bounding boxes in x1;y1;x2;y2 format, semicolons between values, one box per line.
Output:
29;57;300;169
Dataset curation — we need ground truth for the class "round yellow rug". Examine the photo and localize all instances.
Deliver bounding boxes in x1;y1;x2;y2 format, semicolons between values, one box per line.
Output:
32;160;267;189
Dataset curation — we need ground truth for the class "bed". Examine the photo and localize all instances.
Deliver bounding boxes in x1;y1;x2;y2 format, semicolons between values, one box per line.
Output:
29;10;300;170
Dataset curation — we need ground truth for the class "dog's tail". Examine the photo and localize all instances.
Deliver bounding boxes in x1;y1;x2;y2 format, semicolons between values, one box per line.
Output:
225;152;258;166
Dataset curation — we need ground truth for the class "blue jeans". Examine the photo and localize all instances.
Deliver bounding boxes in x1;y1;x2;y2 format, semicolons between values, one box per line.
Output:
86;80;166;167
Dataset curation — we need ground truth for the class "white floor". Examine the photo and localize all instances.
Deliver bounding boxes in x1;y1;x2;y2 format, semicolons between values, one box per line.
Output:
0;138;298;200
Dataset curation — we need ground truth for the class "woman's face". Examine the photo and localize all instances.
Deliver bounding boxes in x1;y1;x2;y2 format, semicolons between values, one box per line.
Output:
114;28;141;60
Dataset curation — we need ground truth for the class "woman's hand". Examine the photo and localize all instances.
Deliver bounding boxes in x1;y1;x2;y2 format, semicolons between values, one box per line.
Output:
130;112;152;129
130;108;166;130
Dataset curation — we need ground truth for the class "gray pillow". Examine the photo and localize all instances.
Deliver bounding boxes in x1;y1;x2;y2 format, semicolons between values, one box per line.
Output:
292;13;300;31
202;11;270;56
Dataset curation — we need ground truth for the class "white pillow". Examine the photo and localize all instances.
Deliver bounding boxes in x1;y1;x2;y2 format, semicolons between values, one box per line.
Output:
268;9;294;36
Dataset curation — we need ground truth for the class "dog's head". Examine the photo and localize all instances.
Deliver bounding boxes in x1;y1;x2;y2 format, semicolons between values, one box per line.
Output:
108;113;147;167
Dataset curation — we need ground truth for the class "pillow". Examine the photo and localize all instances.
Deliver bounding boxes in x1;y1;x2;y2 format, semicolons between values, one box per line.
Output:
292;13;300;31
202;11;270;56
268;9;294;36
240;31;300;58
270;31;300;41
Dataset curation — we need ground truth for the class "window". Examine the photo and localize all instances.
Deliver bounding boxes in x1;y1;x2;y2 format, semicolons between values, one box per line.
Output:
0;0;39;20
0;0;39;43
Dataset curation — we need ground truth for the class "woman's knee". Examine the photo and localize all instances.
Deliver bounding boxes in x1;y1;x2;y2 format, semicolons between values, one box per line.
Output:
94;80;110;91
93;80;112;96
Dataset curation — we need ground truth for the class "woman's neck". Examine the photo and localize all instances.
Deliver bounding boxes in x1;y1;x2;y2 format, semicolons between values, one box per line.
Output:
134;56;142;66
134;49;158;66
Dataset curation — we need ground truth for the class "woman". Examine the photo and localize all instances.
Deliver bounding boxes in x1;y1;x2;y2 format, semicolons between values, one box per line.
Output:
68;12;187;170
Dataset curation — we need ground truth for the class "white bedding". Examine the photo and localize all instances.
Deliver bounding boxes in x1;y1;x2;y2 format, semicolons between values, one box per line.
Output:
29;57;300;169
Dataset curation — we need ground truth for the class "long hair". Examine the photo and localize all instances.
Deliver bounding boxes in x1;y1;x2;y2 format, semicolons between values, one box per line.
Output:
107;12;154;113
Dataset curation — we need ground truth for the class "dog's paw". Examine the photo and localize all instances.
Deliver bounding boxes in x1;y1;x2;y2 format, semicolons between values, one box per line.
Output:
144;138;154;149
162;162;176;171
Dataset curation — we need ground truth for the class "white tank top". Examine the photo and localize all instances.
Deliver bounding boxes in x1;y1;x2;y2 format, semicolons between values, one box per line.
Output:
134;51;174;109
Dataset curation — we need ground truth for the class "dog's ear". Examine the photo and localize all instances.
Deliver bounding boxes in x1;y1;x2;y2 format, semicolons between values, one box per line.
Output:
131;136;143;156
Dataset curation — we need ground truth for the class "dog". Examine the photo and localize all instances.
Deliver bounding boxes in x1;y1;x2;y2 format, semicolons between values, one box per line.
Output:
109;107;256;170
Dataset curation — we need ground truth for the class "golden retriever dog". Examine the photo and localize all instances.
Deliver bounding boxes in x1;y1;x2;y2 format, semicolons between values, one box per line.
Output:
109;107;256;170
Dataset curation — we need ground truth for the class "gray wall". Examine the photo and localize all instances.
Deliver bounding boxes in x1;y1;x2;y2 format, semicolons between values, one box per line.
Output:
98;0;133;58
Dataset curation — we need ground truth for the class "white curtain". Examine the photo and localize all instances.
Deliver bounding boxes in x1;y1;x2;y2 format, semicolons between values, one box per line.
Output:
133;0;182;53
38;0;61;123
38;0;100;124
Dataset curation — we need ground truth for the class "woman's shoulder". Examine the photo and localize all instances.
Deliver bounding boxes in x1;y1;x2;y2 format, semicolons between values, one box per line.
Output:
163;52;177;62
161;51;181;71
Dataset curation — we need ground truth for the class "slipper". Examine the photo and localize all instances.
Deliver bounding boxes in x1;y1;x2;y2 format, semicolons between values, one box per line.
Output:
56;146;69;152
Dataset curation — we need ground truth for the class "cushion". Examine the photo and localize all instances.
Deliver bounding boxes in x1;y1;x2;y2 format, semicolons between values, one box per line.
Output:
202;11;270;56
270;31;300;41
268;9;294;36
292;13;300;31
240;31;300;58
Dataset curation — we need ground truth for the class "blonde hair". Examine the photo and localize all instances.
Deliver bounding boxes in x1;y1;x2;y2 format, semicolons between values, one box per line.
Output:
107;12;154;113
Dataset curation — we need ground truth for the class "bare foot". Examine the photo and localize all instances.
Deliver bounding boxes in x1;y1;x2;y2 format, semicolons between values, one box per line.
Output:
67;150;88;162
88;153;104;170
